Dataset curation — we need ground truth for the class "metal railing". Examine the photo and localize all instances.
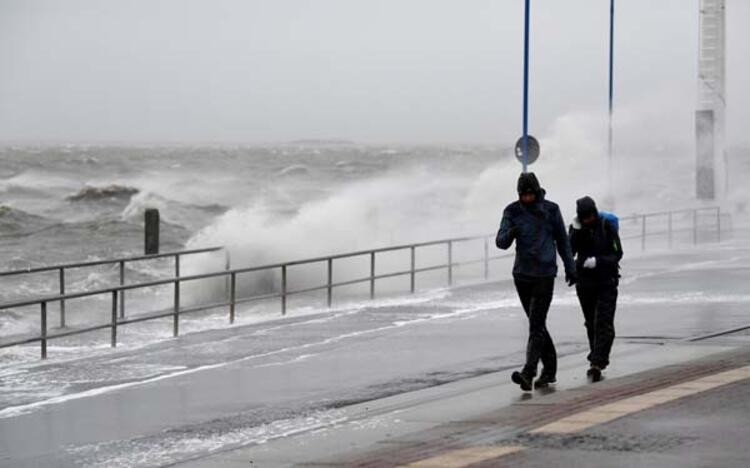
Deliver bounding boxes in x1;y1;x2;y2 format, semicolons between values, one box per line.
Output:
0;206;724;359
617;206;722;250
0;246;228;328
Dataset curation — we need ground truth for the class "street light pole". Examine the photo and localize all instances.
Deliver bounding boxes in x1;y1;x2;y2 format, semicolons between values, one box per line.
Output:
522;0;531;173
607;0;615;208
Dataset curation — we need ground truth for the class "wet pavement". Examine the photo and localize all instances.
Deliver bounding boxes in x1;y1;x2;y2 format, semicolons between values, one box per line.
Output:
0;239;749;466
182;344;750;467
506;377;750;467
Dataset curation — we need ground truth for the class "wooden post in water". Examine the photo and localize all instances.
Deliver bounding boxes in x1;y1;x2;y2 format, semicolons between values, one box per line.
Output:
145;208;160;255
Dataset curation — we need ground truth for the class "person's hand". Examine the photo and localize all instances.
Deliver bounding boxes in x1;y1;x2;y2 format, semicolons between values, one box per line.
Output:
583;257;597;269
566;271;578;287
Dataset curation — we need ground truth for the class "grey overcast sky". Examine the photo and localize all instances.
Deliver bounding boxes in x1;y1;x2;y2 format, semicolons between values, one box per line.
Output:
0;0;747;145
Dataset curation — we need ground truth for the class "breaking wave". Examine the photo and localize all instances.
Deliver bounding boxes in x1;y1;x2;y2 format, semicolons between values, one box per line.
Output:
121;191;229;232
66;184;140;202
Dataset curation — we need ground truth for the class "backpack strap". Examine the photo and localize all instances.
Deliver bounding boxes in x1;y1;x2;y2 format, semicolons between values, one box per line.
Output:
601;216;621;271
601;217;616;249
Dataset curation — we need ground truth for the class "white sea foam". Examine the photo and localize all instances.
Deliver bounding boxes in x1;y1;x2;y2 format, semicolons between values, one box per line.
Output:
67;409;350;468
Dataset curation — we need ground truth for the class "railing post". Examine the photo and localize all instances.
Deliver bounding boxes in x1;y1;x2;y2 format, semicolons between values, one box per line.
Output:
641;215;646;251
224;249;231;304
111;290;118;348
174;254;181;337
58;268;65;328
483;237;489;279
370;252;375;300
327;258;333;307
281;265;287;315
40;301;48;359
693;209;698;245
447;241;453;286
410;246;416;293
668;212;673;248
119;260;125;319
229;272;236;324
173;280;180;337
716;207;721;242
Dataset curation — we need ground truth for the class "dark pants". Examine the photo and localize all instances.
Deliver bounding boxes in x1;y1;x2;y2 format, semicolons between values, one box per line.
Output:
576;279;618;369
514;277;556;378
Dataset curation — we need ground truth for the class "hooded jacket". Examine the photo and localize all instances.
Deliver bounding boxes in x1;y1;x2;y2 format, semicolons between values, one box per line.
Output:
496;173;576;279
569;196;623;281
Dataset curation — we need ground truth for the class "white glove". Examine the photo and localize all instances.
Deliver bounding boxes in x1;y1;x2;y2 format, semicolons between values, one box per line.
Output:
583;257;597;269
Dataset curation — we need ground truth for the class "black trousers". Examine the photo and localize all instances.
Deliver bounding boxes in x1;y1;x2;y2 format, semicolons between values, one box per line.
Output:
514;277;556;378
576;278;618;369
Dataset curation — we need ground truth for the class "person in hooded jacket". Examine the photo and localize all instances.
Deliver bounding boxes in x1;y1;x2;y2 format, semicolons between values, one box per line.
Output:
496;173;577;391
569;196;623;382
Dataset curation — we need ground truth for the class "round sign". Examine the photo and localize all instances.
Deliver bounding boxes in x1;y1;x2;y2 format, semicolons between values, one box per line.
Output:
514;135;540;165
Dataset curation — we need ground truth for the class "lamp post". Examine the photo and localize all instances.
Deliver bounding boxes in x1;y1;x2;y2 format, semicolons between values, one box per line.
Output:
522;0;531;172
607;0;615;208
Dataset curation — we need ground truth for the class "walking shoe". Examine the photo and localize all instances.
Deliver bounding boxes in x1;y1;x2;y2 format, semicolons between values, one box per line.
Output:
534;373;557;389
511;371;533;391
587;365;603;382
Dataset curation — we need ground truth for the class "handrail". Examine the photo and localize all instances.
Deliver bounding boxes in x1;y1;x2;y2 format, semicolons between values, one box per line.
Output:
276;234;486;267
619;207;718;220
0;206;716;279
0;205;725;359
0;239;507;310
0;206;723;310
0;246;225;277
0;245;228;328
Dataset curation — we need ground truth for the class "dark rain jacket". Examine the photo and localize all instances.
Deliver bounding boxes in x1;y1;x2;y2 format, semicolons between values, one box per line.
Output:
496;192;576;279
569;216;623;282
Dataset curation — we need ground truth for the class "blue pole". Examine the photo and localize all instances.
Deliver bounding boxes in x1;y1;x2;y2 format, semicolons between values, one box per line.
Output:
607;0;615;204
522;0;531;172
608;0;614;119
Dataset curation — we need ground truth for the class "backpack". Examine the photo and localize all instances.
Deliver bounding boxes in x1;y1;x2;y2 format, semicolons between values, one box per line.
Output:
599;211;619;233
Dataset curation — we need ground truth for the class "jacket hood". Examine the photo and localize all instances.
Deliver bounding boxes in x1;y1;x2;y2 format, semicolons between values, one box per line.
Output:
517;172;542;196
576;196;598;220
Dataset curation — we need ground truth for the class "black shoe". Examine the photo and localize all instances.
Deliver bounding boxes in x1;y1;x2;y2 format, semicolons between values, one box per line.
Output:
511;371;533;391
534;374;557;389
587;366;602;383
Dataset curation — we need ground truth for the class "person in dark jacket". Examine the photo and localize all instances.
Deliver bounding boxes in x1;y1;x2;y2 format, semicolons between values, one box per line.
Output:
496;173;577;391
569;196;623;382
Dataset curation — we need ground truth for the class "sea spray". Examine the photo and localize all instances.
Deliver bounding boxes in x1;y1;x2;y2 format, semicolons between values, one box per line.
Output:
182;110;723;307
183;167;476;303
